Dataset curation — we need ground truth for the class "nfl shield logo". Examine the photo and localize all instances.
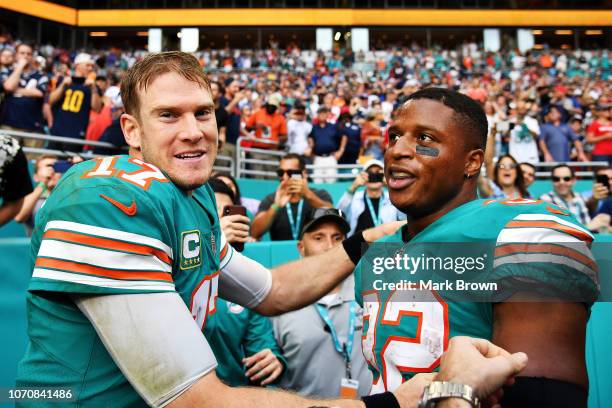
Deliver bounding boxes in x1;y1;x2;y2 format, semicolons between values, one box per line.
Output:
210;232;216;254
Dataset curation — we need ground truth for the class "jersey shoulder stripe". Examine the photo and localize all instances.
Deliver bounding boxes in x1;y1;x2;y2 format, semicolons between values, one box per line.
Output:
32;268;175;291
44;220;173;259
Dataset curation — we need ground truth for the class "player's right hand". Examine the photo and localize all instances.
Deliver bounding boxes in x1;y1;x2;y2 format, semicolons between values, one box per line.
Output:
436;336;528;402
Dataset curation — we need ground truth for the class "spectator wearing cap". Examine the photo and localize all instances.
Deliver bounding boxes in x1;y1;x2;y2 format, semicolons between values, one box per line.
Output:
245;94;287;176
540;164;591;226
337;160;404;237
0;43;48;148
272;207;372;398
539;106;587;163
307;106;340;183
586;104;612;165
252;153;332;241
48;53;101;152
286;102;312;156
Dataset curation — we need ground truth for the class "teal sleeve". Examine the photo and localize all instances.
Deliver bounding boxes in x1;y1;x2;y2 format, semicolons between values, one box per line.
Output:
243;311;287;383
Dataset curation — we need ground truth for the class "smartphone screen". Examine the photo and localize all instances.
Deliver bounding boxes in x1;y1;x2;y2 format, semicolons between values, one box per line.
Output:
596;174;611;192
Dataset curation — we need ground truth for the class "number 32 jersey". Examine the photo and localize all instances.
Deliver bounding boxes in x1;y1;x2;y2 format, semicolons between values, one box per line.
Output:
16;155;231;406
355;198;600;393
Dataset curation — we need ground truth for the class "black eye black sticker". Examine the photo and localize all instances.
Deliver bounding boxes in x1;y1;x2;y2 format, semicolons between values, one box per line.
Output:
416;145;439;157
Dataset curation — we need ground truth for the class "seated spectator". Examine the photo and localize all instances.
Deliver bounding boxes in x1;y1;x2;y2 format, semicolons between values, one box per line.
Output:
211;171;261;218
337;160;403;237
489;154;529;199
539;106;587;162
207;178;285;387
251;153;332;241
586;104;612;165
272;208;372;397
14;154;61;236
540;164;591;226
584;166;612;216
0;135;33;226
520;162;536;191
286;102;312;156
308;107;340;184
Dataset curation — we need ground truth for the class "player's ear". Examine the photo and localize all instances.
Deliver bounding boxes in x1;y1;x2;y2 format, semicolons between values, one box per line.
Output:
464;148;484;179
297;240;305;257
121;113;142;151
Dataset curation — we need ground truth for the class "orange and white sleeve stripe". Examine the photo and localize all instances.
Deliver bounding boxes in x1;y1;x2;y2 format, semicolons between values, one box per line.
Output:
33;220;176;291
494;213;598;282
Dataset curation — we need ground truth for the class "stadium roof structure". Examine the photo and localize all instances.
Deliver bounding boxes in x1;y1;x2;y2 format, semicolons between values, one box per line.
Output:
0;0;611;27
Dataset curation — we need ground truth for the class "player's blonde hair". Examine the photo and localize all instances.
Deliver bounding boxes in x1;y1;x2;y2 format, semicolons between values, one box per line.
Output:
120;51;211;119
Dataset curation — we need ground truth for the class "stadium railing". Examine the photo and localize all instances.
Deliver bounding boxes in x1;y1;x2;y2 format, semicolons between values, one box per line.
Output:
0;129;235;176
533;162;608;178
236;136;363;180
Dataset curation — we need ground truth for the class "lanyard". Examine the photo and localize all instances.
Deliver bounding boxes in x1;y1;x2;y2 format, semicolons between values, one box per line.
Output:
286;199;304;241
365;195;382;226
315;300;357;379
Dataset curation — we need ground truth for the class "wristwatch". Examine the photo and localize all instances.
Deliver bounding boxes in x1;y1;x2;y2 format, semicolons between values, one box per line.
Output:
418;381;480;408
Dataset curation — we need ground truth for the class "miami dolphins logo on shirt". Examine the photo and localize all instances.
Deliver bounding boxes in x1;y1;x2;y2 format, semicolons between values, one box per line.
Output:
180;230;202;270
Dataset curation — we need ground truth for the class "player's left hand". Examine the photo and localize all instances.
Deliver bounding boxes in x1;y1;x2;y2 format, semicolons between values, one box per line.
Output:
243;348;284;386
392;372;436;408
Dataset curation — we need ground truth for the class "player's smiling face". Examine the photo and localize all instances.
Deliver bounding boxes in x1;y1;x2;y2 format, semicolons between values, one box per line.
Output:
131;71;218;192
385;99;474;218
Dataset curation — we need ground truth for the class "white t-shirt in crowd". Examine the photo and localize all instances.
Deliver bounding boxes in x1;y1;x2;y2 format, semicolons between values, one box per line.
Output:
287;119;313;155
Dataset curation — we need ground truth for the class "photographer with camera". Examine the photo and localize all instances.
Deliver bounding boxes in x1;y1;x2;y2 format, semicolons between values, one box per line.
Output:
337;160;404;237
252;153;332;241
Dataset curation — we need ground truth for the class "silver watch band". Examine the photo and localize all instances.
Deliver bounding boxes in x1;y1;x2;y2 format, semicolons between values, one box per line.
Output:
418;381;480;408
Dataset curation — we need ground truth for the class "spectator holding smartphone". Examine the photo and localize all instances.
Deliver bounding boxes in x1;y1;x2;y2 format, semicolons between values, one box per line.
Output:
337;160;404;237
206;179;286;387
210;178;252;248
252;153;332;241
539;164;591;226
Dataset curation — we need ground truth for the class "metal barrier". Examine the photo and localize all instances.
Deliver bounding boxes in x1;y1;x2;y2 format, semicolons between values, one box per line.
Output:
236;136;363;180
1;129;236;176
533;162;608;178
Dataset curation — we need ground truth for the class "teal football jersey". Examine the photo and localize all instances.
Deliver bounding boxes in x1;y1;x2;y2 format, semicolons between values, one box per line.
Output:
16;156;231;406
355;198;600;393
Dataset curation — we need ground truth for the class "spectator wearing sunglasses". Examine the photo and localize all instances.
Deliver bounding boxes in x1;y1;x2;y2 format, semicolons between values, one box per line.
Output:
540;164;591;226
337;160;404;237
251;153;332;241
272;208;372;397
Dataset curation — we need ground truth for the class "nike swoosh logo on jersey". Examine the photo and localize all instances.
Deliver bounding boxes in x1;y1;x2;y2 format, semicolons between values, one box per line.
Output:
100;194;137;216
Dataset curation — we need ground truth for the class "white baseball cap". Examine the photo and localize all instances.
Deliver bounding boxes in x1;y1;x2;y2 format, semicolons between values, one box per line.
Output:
74;53;94;65
363;159;384;172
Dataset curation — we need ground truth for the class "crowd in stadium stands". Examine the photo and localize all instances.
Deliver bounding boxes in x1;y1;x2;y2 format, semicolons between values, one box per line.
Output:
1;32;612;234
